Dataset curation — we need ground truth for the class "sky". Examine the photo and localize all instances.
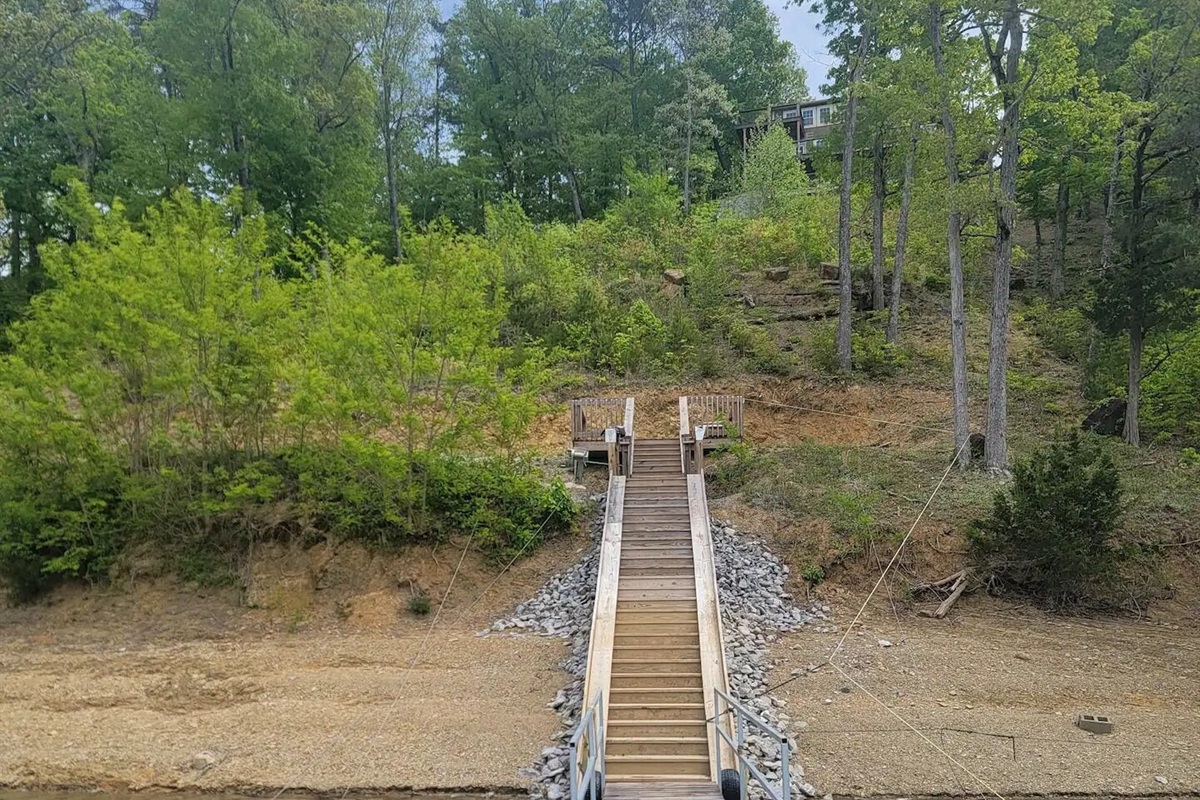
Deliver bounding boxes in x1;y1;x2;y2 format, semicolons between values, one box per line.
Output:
763;0;835;98
435;0;834;100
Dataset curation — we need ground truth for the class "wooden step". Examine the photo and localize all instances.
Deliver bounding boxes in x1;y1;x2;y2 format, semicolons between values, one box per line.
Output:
612;644;700;655
618;591;697;602
606;720;709;738
611;658;704;673
605;754;710;777
616;602;698;614
614;619;700;632
619;552;693;561
619;546;693;555
620;542;692;551
618;577;696;589
621;568;694;579
624;503;691;510
609;672;704;689
606;736;710;757
611;687;706;704
607;702;707;721
604;781;722;799
620;524;692;533
614;633;700;648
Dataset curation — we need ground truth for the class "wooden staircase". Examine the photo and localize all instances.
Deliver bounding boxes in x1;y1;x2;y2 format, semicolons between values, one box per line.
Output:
605;439;712;781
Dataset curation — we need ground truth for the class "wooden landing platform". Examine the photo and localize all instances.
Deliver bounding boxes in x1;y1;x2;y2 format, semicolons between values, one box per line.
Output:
605;781;722;800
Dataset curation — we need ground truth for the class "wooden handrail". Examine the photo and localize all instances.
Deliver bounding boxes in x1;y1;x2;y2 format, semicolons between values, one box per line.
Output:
580;475;624;763
684;394;745;439
570;397;629;443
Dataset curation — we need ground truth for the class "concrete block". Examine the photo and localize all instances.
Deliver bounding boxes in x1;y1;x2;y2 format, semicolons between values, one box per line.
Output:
1076;713;1114;734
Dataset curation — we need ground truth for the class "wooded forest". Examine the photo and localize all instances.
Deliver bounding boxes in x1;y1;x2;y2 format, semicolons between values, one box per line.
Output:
1;0;1198;600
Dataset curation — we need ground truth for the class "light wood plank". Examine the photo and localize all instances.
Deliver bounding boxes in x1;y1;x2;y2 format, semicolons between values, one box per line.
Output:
581;474;625;755
688;474;736;779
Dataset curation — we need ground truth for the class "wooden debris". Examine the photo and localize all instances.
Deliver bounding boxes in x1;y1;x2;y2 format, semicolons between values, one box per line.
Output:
912;569;970;619
662;269;687;285
765;267;790;282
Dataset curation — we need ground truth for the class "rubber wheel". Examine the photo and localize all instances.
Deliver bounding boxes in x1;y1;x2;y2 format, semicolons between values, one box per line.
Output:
584;776;603;800
720;769;741;800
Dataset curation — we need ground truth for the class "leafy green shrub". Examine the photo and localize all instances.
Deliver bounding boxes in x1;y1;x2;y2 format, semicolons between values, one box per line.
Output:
1019;299;1091;363
812;323;910;377
408;595;432;615
709;439;764;493
967;434;1129;608
608;298;690;376
0;188;574;602
725;316;790;375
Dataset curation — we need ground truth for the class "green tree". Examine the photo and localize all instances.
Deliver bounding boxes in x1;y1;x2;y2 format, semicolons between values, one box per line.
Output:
1092;0;1200;446
968;434;1127;608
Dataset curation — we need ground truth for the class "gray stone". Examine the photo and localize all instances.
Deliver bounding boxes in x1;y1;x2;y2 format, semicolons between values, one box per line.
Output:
191;751;218;772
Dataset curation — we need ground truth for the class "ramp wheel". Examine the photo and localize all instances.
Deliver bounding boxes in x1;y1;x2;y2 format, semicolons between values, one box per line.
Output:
720;769;741;800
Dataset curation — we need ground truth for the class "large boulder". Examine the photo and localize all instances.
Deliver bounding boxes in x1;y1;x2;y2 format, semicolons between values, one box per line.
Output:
1083;398;1127;436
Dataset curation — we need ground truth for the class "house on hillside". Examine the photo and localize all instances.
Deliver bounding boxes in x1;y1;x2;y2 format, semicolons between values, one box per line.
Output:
735;99;837;158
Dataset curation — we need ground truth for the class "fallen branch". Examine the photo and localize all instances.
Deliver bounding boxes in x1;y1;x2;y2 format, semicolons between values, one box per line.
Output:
933;573;968;618
911;569;965;592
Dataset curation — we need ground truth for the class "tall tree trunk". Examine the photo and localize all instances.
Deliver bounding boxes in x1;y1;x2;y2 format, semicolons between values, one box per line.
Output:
1100;125;1124;275
887;122;917;344
1032;216;1042;288
984;0;1022;473
1122;120;1153;445
871;132;886;312
836;21;871;371
932;2;970;467
7;213;20;281
383;83;403;260
683;70;693;214
566;167;584;221
628;15;638;142
1051;175;1068;299
433;60;442;162
1125;319;1142;446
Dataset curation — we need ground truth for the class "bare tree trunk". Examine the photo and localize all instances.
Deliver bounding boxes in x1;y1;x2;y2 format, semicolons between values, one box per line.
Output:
871;132;886;312
932;2;970;467
7;212;20;281
1100;126;1124;275
1125;319;1142;445
1051;175;1068;299
984;0;1022;473
433;59;442;162
887;122;917;344
566;167;584;222
683;70;694;215
1032;216;1043;288
383;84;404;259
836;21;872;370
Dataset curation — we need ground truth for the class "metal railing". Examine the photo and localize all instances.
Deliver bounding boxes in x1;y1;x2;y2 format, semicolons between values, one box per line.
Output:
569;691;605;800
713;687;791;800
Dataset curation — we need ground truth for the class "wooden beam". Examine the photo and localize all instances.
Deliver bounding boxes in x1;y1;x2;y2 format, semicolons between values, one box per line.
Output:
582;475;624;754
688;474;735;779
